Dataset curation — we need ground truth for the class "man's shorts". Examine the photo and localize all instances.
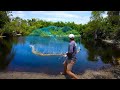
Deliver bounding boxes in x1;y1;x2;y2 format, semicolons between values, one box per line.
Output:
63;58;76;71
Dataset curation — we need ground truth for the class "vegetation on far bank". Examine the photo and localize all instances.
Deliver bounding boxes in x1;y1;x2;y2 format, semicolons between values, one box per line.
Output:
0;11;120;41
29;26;80;37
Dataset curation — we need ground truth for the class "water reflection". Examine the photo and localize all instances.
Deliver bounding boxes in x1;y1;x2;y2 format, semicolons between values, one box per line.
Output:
18;36;26;45
82;39;120;65
0;36;120;74
0;37;18;71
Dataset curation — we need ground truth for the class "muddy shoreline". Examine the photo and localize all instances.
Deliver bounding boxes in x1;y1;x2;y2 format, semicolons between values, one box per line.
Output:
0;65;120;79
102;39;120;49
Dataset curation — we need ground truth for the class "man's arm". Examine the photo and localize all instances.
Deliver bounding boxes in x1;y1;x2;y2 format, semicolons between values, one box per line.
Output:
63;44;73;57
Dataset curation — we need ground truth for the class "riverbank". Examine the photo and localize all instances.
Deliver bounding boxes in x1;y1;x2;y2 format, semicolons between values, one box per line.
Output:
0;65;120;79
102;39;120;49
0;36;6;38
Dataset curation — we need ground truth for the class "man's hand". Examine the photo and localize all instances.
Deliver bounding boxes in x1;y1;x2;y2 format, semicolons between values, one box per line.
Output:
63;54;67;57
63;52;68;57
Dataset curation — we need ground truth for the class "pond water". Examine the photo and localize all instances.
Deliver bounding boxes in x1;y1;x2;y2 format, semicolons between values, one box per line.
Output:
0;36;120;75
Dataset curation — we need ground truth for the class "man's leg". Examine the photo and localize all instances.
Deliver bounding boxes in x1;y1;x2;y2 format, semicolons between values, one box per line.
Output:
60;60;67;75
66;60;78;79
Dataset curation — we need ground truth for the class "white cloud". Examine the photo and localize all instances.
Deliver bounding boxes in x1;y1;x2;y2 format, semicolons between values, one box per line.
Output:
77;16;90;24
38;11;89;24
102;13;108;18
31;11;46;14
101;11;108;18
30;11;79;18
12;11;91;24
12;11;25;18
45;11;79;18
42;17;65;21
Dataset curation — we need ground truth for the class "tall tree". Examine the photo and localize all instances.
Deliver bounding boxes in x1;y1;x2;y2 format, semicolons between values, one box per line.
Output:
0;11;11;28
107;11;120;25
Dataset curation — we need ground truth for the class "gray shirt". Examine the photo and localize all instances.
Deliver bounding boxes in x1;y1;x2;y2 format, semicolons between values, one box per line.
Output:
68;40;77;59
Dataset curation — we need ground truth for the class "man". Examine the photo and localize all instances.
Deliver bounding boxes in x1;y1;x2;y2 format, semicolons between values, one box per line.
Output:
61;34;78;79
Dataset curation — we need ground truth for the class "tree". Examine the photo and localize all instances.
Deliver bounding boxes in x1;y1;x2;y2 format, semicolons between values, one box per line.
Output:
0;11;12;36
107;11;120;25
0;11;11;28
83;11;105;39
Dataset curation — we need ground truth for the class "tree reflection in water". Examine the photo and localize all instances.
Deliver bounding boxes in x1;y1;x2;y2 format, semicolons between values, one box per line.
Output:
81;39;120;65
0;37;19;71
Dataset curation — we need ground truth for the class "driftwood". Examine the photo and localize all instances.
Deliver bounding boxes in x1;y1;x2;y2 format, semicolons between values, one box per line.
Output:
0;36;6;38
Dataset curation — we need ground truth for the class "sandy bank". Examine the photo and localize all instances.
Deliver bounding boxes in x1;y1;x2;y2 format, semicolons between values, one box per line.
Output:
102;39;120;49
0;65;120;79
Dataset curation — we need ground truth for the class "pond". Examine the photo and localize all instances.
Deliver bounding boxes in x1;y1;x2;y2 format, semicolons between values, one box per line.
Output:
0;36;120;75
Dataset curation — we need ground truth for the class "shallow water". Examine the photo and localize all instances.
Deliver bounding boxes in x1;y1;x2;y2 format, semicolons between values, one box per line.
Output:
0;36;120;75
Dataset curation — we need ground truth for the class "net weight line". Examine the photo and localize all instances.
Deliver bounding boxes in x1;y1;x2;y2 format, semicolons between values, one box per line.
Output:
29;45;80;57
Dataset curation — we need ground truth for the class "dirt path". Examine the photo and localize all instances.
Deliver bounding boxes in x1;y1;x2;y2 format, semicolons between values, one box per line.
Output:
0;65;120;79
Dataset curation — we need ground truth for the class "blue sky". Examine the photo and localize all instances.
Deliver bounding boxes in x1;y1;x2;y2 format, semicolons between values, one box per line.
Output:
11;11;107;24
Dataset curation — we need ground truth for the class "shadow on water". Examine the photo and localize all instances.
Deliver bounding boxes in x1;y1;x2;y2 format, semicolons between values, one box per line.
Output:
81;39;120;66
0;37;20;71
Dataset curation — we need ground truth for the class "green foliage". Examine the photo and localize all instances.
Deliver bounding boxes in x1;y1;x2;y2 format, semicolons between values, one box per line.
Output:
0;11;84;37
30;26;79;37
82;11;120;40
0;11;11;28
0;11;12;35
1;11;120;41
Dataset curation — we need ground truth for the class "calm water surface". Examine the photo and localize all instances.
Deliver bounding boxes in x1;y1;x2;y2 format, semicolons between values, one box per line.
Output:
0;36;120;75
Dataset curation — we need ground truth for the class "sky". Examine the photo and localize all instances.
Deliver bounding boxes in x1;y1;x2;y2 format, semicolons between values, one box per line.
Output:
11;11;107;24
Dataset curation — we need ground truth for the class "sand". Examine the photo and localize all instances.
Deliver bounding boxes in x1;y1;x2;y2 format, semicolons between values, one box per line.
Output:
0;65;120;79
